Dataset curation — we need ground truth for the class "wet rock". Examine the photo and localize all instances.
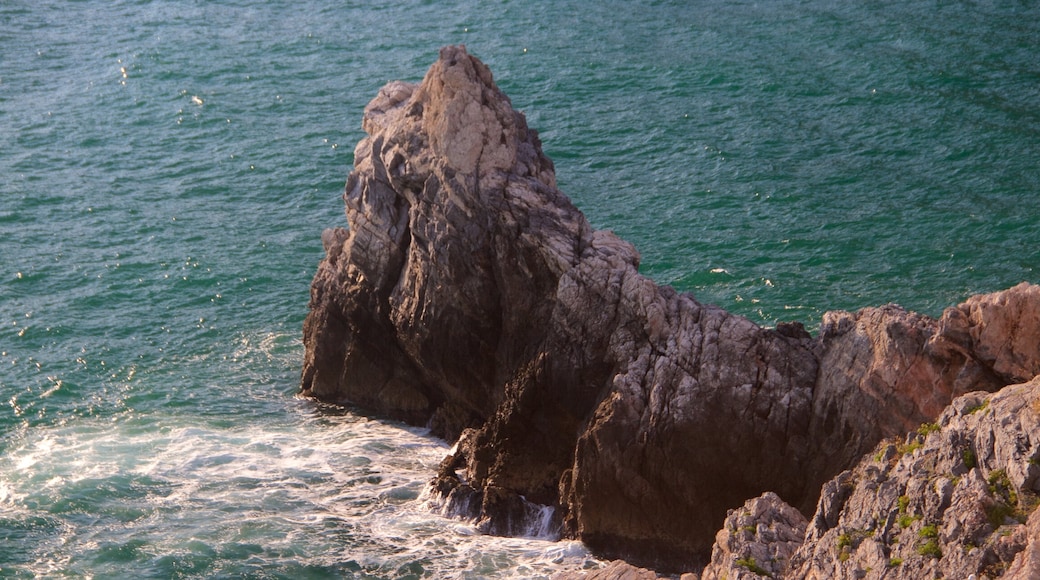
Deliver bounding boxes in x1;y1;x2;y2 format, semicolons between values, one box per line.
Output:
300;46;820;567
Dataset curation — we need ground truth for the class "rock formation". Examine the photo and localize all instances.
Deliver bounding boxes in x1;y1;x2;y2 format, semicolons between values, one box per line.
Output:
300;45;1040;573
702;377;1040;579
700;493;809;580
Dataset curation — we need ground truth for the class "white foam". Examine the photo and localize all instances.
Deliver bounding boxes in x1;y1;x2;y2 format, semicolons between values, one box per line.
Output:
0;404;597;577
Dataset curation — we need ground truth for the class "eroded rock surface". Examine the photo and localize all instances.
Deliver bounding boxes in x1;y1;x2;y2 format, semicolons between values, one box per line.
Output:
700;492;808;580
300;46;1040;572
790;378;1040;579
704;378;1040;579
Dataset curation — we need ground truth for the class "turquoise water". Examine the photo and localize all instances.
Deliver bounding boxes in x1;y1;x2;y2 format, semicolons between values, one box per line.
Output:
1;0;1037;577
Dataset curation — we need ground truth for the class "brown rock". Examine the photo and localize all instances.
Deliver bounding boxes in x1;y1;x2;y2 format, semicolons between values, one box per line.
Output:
301;45;572;440
559;296;819;569
805;301;1009;500
935;282;1040;385
300;45;1040;573
1005;507;1040;579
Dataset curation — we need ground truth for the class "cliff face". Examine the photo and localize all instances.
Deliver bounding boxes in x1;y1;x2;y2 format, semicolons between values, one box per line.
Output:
301;46;1040;572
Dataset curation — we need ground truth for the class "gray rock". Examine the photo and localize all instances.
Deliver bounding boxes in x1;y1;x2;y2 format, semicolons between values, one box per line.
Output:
701;492;808;580
787;377;1040;579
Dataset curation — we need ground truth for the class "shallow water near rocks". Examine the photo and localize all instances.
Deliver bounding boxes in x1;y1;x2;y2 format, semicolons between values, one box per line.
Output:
2;0;1037;577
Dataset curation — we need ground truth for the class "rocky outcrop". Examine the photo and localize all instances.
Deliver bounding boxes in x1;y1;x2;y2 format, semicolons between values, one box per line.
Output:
701;492;808;580
702;377;1040;579
300;46;1040;572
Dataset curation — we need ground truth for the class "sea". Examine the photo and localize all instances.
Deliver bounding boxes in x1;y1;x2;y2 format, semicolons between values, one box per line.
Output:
2;0;1037;577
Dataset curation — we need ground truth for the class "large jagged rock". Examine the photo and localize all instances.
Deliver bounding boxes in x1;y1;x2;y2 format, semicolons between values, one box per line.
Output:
300;46;1040;572
301;46;573;439
704;378;1040;579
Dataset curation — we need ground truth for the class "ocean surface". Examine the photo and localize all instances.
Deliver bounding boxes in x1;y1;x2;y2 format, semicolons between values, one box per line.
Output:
2;0;1037;577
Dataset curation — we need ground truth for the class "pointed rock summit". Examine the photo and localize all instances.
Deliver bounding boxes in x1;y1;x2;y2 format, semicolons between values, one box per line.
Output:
301;46;1040;573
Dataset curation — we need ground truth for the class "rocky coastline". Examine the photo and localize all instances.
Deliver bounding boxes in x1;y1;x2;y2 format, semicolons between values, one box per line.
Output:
300;46;1040;577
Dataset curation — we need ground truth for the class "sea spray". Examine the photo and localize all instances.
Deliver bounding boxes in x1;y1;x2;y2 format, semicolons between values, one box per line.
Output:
0;404;596;577
420;485;562;541
519;498;560;541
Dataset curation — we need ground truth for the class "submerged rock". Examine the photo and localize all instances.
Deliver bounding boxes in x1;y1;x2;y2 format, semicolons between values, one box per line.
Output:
300;46;1040;572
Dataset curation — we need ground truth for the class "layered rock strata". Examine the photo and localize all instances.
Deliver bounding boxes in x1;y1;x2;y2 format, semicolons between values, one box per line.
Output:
300;45;1040;572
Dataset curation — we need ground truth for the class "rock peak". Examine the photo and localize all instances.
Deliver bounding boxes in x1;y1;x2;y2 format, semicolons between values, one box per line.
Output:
415;45;517;177
361;44;529;187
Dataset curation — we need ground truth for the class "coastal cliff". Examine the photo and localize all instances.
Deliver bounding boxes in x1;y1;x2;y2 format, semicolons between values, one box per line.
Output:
563;378;1040;579
301;46;1040;574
